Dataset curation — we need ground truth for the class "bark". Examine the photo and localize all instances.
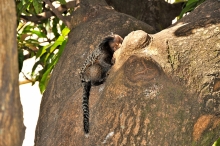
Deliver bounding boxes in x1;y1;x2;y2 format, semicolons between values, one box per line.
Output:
69;0;156;31
35;0;220;145
0;0;25;146
106;0;183;31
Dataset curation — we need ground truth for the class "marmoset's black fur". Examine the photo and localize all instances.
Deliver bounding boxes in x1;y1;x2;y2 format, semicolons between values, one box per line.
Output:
79;34;123;134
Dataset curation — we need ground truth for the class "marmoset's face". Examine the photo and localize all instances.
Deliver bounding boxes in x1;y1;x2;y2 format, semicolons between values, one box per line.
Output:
110;35;123;51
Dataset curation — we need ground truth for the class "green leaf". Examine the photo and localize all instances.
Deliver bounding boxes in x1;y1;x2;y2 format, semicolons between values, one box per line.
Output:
185;0;199;6
58;0;66;4
25;42;38;50
22;0;31;5
42;52;51;64
18;49;24;72
48;54;59;69
179;2;197;18
60;23;65;31
179;0;206;19
49;36;64;53
31;30;47;38
38;39;67;93
213;138;220;146
22;0;26;5
17;2;24;11
32;60;42;72
22;25;34;32
39;39;67;92
36;44;53;58
17;1;31;16
39;53;47;66
33;0;42;14
39;62;55;93
61;27;70;37
45;52;55;64
45;20;51;32
52;18;60;38
26;39;40;44
39;79;46;93
30;51;36;58
174;0;187;3
57;40;67;59
28;3;37;14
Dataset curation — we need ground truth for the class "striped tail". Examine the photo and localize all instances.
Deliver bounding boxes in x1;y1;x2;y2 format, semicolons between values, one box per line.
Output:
82;81;91;134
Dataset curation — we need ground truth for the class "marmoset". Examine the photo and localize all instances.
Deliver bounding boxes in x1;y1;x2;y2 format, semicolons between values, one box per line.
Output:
79;34;123;134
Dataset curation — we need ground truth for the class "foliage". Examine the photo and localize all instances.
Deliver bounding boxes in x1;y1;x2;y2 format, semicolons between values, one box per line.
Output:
213;138;220;146
16;0;70;93
179;0;206;18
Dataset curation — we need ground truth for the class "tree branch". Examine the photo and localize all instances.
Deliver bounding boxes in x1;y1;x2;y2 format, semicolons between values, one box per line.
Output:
20;1;76;26
43;0;71;27
21;72;35;83
19;79;32;85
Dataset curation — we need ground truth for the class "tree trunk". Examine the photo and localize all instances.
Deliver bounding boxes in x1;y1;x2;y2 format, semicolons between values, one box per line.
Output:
106;0;183;31
0;0;25;146
35;0;220;145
